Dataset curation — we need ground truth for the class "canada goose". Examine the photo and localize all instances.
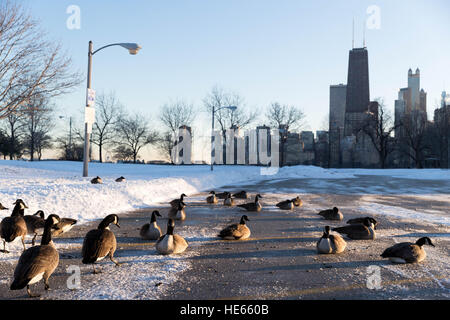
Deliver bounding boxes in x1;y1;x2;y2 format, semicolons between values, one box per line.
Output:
276;199;294;210
347;217;378;230
316;226;347;254
168;201;186;221
10;214;61;298
156;219;188;255
223;192;235;206
381;237;435;264
1;199;28;253
332;217;376;240
115;176;126;182
0;203;8;210
82;214;121;274
237;194;263;212
23;210;45;246
206;191;218;204
140;210;162;240
215;192;229;200
218;215;251;240
292;196;303;207
51;217;77;237
318;207;343;221
169;193;187;209
232;191;248;199
91;176;103;184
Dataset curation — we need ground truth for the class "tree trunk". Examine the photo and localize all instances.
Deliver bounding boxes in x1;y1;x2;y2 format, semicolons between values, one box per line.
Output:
99;143;103;163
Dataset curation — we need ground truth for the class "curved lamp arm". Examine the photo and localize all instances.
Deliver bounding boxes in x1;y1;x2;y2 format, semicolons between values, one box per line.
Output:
92;43;142;55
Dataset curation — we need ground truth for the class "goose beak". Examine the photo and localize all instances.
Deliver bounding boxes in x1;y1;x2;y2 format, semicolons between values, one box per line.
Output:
116;222;121;228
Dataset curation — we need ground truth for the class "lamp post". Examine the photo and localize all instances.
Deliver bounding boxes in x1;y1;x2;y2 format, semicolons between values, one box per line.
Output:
82;41;142;177
211;105;237;171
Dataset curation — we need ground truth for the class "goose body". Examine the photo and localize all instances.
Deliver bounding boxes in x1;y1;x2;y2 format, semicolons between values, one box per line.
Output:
332;218;376;240
82;214;121;273
381;237;434;264
223;193;235;206
156;219;188;255
23;210;45;246
276;199;294;210
318;207;343;221
170;193;187;209
10;214;60;298
90;176;103;184
51;218;77;237
218;215;251;240
206;191;218;204
115;176;126;182
237;194;262;212
140;210;162;240
316;226;347;254
347;217;378;229
215;192;229;200
1;199;28;253
232;191;248;199
168;202;186;221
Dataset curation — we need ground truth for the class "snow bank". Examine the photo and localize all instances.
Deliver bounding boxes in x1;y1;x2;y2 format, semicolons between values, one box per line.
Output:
0;161;357;224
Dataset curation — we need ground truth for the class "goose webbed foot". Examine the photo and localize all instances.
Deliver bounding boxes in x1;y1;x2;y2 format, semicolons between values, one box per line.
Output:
92;265;102;274
27;286;40;298
0;249;10;253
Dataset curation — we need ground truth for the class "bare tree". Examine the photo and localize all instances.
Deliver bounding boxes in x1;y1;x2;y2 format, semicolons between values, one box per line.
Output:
203;85;257;133
158;100;196;162
0;1;81;119
398;110;431;168
20;95;54;161
114;113;158;163
265;102;306;131
359;100;399;168
91;92;123;162
1;111;24;159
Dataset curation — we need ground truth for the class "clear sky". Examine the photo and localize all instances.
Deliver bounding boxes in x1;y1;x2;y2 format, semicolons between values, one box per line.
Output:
22;0;450;161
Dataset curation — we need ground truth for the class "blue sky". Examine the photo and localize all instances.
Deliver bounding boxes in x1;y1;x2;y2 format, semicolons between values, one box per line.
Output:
22;0;450;160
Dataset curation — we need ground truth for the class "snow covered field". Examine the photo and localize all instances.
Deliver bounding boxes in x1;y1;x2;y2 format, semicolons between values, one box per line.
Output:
0;160;449;300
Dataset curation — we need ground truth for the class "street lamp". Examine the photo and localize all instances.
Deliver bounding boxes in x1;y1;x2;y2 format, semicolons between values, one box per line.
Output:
83;41;142;177
211;105;238;171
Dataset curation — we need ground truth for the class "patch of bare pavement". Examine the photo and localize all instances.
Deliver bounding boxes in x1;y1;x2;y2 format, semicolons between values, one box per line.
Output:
0;175;449;300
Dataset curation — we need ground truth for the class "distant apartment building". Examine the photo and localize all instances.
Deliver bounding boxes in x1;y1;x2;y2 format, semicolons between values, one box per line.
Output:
394;68;428;167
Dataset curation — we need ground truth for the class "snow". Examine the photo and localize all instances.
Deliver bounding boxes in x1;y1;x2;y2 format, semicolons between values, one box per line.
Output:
1;160;449;299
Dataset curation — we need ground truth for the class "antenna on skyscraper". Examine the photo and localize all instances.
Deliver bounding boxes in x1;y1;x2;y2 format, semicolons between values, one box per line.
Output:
363;20;366;48
352;18;355;49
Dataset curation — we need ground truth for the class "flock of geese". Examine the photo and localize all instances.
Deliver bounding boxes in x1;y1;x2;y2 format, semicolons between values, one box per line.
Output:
0;182;436;298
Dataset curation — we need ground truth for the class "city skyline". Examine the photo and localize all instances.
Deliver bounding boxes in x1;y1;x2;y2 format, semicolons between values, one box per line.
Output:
21;0;450;161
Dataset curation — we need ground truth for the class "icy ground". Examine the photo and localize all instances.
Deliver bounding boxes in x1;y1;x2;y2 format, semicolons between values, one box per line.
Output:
0;160;449;299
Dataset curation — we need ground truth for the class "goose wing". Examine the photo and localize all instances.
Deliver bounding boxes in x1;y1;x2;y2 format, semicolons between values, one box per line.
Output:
237;203;256;211
82;229;116;263
381;242;418;261
23;215;45;233
332;224;369;237
329;234;347;251
219;223;239;238
0;217;27;241
11;245;59;289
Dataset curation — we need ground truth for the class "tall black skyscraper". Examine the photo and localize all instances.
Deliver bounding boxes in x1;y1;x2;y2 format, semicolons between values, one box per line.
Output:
344;47;370;136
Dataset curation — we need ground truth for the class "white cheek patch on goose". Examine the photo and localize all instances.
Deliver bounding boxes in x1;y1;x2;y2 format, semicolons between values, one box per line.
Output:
52;217;59;225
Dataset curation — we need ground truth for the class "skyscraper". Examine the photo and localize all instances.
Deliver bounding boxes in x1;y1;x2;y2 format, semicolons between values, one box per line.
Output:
344;48;370;136
329;84;347;167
